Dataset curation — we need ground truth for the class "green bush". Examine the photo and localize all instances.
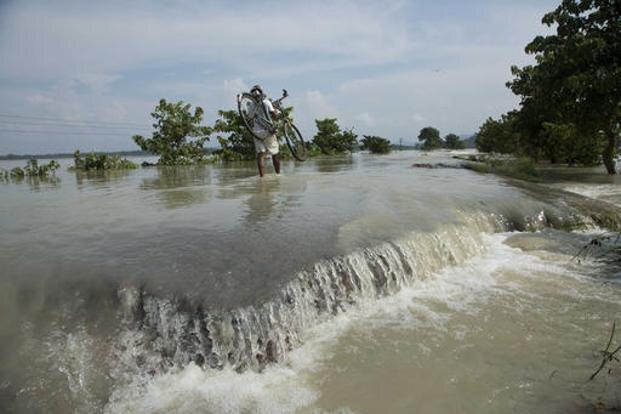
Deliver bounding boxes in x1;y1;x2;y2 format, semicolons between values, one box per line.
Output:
312;118;358;154
5;159;60;180
72;150;138;170
361;135;391;154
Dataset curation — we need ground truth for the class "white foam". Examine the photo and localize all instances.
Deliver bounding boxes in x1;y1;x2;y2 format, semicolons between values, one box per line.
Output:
561;184;621;206
104;232;599;414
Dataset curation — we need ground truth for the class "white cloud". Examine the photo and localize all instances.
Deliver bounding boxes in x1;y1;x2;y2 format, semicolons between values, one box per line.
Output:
355;112;376;127
0;1;411;81
222;78;248;97
25;94;54;105
304;90;338;119
0;0;559;152
411;113;425;123
75;73;121;94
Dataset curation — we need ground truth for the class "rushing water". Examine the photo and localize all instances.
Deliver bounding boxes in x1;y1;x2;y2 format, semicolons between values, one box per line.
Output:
1;151;620;413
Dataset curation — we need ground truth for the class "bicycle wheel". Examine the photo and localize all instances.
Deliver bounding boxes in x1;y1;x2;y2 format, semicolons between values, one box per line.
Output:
283;121;307;161
238;93;271;140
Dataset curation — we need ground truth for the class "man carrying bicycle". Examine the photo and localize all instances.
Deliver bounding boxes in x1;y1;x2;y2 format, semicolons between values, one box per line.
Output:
248;85;281;177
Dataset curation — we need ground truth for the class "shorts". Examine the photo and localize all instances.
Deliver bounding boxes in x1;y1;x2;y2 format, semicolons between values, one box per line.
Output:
253;132;279;155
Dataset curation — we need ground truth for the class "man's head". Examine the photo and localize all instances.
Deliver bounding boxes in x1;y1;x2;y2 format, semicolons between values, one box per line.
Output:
250;84;264;98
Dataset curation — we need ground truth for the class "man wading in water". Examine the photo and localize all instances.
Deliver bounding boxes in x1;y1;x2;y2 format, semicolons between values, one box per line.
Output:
248;85;281;177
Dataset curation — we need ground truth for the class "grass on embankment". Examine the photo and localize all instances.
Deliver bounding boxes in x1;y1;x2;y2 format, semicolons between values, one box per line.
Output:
453;154;541;182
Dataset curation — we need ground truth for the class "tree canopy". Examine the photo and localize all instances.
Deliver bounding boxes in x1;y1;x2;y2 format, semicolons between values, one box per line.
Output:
133;99;212;165
312;118;358;154
503;0;621;173
444;133;465;150
361;135;392;154
418;127;443;150
212;110;257;161
475;113;520;154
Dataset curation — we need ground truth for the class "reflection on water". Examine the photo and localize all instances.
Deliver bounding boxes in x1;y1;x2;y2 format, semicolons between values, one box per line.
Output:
312;155;356;173
140;165;211;189
244;177;281;223
140;165;212;209
10;175;61;191
75;169;133;189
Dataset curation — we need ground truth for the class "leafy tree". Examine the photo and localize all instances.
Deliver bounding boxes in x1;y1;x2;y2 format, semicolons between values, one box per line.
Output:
361;135;392;154
312;118;358;154
418;127;443;150
72;150;137;170
508;0;621;173
212;110;257;161
475;113;520;154
133;99;211;165
444;133;465;149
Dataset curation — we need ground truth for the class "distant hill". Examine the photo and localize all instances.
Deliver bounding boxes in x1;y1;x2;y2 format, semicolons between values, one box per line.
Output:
460;135;476;149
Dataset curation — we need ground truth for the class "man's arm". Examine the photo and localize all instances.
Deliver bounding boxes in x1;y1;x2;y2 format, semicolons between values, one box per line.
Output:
264;99;279;116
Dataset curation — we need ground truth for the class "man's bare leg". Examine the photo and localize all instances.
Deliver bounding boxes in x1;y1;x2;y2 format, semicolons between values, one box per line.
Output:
272;154;281;174
257;152;266;177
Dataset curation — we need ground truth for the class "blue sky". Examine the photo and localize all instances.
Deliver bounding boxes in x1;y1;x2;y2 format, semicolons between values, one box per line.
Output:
0;0;557;154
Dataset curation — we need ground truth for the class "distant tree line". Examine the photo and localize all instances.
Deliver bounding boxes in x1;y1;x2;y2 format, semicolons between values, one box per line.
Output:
474;0;620;174
417;126;465;150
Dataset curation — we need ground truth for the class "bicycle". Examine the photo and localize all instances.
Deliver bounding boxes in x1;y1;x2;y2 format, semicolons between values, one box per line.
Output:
237;89;307;161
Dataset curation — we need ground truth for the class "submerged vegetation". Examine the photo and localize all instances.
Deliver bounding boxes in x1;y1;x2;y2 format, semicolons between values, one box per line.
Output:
1;159;60;182
1;160;61;188
361;135;391;154
312;118;358;155
211;110;257;162
133;99;212;165
71;150;138;171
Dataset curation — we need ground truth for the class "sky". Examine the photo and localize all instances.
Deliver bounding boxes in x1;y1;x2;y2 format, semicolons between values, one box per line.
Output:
0;0;558;154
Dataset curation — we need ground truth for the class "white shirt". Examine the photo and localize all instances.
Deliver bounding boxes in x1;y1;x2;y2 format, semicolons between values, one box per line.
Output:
251;98;276;135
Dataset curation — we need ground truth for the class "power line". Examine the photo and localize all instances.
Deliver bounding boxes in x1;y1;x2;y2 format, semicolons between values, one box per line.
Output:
0;120;152;131
0;113;149;127
0;128;146;136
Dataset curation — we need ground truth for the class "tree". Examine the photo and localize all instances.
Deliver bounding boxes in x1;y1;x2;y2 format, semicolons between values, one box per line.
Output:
361;135;392;154
444;133;465;150
418;127;443;150
475;113;520;154
508;0;621;174
312;118;358;154
133;99;211;165
211;110;256;161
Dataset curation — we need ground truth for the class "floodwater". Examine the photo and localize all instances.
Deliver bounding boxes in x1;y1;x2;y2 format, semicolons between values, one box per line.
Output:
1;151;620;413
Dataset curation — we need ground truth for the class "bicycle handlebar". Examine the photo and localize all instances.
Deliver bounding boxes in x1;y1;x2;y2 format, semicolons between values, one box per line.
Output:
237;89;289;107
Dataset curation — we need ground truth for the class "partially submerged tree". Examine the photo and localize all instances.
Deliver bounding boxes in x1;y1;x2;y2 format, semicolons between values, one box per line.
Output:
212;110;257;161
418;127;443;150
133;99;212;165
72;150;137;170
361;135;392;154
312;118;358;154
444;133;465;150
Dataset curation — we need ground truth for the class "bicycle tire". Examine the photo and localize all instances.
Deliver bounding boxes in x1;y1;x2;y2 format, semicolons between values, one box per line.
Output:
283;121;307;161
237;93;273;140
